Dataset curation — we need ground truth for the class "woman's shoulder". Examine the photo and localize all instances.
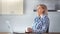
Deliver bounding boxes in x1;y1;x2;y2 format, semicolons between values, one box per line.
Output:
34;16;39;21
44;15;49;21
34;16;39;19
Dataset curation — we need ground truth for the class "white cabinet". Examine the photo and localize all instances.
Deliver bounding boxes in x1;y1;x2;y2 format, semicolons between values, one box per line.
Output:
0;0;23;15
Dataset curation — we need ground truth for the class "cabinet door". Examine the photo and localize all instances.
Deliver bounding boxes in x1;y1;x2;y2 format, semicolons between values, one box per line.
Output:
0;0;2;14
2;0;23;15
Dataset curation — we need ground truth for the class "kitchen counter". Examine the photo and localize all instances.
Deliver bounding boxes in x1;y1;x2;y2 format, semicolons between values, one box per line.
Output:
0;32;10;34
14;32;60;34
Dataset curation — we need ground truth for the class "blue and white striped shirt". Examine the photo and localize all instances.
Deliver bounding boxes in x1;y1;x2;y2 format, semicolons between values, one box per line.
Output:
32;15;49;33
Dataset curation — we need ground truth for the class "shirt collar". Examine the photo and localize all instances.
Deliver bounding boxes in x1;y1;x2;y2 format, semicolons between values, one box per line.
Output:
37;15;47;19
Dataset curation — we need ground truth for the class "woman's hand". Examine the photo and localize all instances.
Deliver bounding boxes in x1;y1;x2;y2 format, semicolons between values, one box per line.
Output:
25;27;32;33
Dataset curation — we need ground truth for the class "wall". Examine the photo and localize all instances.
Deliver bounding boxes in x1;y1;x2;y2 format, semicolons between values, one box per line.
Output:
48;12;60;32
49;0;60;32
0;0;60;33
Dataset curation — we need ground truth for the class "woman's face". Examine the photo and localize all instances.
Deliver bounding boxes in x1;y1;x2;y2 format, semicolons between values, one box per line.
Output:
37;6;45;15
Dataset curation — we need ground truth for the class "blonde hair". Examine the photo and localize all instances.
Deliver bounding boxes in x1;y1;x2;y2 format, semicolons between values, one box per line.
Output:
37;4;48;15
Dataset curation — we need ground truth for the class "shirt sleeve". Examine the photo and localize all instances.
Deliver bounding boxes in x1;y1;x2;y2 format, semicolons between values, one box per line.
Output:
32;17;39;32
33;17;50;33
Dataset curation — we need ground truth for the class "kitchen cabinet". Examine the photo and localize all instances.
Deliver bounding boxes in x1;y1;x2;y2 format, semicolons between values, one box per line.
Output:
0;0;23;15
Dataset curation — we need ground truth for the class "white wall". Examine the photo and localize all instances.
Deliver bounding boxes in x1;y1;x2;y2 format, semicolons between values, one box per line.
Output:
48;12;60;32
0;0;60;33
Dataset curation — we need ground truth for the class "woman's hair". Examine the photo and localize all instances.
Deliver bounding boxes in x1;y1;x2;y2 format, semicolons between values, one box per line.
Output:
37;4;48;15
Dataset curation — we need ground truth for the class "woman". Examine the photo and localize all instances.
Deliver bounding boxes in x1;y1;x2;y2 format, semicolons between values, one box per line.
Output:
25;4;50;33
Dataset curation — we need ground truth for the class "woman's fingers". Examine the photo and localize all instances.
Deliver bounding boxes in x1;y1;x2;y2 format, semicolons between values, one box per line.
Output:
25;27;32;33
27;27;32;32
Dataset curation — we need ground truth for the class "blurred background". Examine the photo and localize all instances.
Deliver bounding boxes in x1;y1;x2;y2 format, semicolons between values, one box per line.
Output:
0;0;60;33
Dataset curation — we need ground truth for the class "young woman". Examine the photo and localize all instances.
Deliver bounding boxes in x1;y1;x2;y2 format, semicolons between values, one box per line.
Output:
25;4;50;33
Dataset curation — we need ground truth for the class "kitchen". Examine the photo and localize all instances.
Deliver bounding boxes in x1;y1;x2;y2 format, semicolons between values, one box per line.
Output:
0;0;60;34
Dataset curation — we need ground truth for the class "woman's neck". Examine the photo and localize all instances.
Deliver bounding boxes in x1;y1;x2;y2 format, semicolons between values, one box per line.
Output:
38;14;43;16
38;14;46;18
